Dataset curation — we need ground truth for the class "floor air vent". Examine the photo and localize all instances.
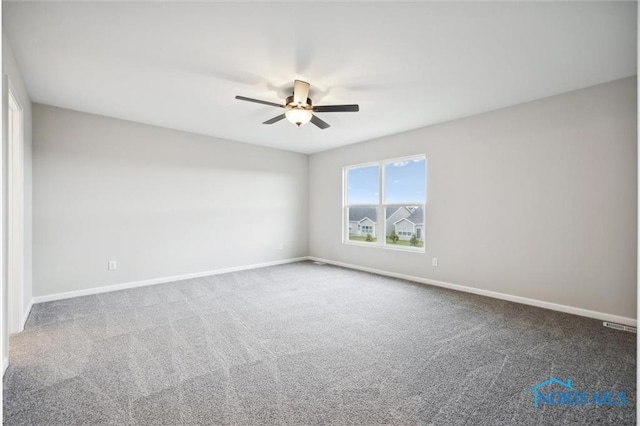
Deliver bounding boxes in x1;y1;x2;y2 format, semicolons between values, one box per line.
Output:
603;322;637;333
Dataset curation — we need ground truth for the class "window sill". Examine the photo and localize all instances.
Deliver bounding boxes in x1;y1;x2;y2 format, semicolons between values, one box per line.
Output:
343;240;425;253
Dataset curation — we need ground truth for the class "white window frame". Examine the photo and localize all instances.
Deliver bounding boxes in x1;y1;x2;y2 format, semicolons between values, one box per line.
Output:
342;154;426;252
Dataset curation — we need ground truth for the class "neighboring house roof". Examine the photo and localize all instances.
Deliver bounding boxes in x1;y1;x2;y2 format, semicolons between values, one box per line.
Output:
385;206;424;220
394;217;415;226
351;206;423;223
406;206;424;224
385;206;405;219
349;207;377;222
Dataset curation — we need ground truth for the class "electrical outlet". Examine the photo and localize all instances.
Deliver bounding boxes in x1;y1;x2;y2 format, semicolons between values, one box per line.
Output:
432;258;438;267
279;242;284;250
108;260;118;270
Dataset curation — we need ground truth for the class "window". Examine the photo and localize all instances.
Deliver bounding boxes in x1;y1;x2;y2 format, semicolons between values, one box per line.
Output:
397;227;412;236
344;155;426;250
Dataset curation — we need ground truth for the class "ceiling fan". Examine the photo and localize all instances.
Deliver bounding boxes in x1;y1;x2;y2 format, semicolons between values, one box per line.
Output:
235;80;359;129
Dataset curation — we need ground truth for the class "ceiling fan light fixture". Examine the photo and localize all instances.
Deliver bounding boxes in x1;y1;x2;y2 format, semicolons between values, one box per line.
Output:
235;79;359;130
285;108;312;127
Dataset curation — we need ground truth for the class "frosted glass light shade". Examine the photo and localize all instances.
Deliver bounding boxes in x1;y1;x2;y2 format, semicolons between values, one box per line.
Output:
285;108;312;126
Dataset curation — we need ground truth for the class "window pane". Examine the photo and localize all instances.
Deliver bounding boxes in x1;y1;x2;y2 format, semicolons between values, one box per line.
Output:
347;206;378;243
347;165;379;205
384;205;424;247
384;158;426;204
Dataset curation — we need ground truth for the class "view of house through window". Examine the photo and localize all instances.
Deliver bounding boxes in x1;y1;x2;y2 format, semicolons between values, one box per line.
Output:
345;156;426;249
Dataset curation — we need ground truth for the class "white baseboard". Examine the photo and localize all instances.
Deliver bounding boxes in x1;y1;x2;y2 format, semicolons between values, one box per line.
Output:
308;256;637;327
3;357;8;376
22;299;34;329
30;255;637;328
32;257;308;304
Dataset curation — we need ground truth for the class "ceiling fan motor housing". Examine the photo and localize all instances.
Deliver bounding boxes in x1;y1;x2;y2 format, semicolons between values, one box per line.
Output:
286;95;312;108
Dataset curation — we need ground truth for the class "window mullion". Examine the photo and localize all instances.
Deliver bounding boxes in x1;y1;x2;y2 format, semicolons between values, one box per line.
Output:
342;168;347;243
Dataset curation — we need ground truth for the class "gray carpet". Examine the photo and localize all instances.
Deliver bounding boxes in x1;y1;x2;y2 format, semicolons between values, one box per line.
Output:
3;261;636;425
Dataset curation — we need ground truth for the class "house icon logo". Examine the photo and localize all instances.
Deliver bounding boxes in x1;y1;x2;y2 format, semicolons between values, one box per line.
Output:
528;377;628;408
529;377;576;408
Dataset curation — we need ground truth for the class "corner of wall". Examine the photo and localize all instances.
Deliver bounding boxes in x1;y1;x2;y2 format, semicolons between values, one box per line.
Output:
3;28;34;364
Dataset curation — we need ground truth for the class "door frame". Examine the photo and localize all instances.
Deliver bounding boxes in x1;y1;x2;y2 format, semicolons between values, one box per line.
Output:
7;79;25;334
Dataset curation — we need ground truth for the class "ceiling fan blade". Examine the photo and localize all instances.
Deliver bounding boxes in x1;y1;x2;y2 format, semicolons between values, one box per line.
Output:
310;114;330;129
235;96;284;108
293;80;310;105
313;104;359;113
263;114;286;125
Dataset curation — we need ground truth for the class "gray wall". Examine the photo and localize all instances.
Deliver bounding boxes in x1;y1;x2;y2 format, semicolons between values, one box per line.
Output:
32;104;308;297
309;77;637;320
3;30;33;363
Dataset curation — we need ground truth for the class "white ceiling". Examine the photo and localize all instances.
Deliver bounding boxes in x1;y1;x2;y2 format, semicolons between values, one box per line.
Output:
3;1;637;154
